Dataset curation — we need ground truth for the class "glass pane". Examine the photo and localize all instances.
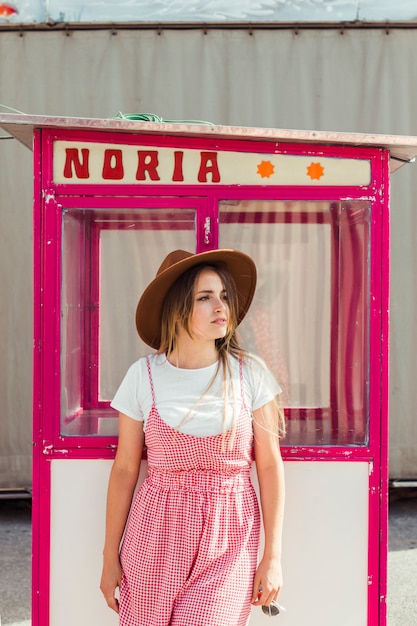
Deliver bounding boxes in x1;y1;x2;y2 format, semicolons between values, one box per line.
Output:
219;199;370;447
61;211;84;426
61;207;196;436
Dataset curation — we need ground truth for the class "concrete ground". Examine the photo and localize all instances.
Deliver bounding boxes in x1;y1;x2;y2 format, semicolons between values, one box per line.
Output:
0;492;416;625
386;489;417;625
0;498;31;626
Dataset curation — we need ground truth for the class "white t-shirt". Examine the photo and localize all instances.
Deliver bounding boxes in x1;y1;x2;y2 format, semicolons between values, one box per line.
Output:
111;353;281;437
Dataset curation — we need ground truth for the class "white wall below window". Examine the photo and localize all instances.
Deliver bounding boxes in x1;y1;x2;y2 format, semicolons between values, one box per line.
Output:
49;458;369;625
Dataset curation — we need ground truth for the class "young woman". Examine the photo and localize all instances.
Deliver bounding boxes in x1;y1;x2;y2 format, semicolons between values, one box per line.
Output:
100;248;285;625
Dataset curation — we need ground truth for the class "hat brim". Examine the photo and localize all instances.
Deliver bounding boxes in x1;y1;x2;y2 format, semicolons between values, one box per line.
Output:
136;249;257;349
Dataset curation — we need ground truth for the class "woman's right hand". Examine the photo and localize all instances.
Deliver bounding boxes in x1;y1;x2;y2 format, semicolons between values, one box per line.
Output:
100;555;122;614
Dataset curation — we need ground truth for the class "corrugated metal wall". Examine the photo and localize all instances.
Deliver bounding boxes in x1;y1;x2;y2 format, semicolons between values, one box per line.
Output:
1;25;416;487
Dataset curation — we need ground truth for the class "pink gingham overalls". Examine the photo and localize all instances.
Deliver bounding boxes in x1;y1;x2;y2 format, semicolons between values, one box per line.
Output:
119;357;261;626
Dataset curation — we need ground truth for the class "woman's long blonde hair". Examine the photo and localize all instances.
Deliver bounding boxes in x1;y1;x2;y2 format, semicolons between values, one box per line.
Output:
157;263;285;447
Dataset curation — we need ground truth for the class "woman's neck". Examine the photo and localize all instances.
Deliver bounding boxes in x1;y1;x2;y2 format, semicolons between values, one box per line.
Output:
167;341;219;370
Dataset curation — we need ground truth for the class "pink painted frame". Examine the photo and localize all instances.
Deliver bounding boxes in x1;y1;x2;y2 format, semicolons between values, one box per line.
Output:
32;128;390;626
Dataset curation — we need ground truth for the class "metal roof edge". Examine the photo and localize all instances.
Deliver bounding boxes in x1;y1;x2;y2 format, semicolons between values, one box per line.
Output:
1;113;417;173
1;21;417;32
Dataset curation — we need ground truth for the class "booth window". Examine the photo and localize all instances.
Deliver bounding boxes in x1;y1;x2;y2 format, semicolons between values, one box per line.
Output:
219;200;370;447
60;206;196;437
60;200;370;447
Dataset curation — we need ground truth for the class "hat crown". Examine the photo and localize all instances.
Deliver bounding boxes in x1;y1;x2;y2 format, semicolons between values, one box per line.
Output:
157;250;193;276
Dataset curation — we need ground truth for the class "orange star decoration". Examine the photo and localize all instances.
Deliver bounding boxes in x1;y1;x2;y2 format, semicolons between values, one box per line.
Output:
307;162;325;180
257;160;275;178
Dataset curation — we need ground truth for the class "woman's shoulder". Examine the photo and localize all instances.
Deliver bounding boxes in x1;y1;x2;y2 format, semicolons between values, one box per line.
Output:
123;352;161;376
240;351;270;373
129;352;162;366
240;352;281;392
225;351;271;383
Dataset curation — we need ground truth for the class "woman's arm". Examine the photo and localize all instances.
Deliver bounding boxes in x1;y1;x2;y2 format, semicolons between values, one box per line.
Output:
100;413;144;613
251;400;285;608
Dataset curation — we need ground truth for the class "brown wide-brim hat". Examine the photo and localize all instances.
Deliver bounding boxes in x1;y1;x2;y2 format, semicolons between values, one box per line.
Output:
136;249;257;349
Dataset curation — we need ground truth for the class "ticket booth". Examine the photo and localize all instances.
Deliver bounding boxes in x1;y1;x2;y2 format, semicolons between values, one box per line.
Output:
1;113;416;626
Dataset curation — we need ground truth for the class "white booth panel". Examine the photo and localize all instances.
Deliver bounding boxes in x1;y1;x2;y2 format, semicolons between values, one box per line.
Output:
253;461;369;626
50;459;369;626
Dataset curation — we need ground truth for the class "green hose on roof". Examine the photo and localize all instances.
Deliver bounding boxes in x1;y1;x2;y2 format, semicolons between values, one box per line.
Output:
115;112;214;125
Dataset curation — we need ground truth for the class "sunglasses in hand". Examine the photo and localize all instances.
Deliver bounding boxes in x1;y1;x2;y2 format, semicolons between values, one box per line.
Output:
261;600;286;617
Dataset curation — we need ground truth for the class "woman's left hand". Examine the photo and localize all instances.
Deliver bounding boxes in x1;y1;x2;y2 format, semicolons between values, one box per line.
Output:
251;556;283;607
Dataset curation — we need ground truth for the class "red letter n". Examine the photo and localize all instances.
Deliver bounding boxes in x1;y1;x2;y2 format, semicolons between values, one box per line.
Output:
63;148;90;179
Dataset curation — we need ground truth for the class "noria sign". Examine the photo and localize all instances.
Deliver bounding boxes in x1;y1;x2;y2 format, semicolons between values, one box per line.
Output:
53;140;371;187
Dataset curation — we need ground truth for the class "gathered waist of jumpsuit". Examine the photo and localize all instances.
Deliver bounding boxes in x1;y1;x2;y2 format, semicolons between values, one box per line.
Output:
146;466;253;493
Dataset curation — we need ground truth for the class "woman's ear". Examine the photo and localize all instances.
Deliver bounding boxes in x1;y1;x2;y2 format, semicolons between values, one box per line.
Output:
175;318;184;335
